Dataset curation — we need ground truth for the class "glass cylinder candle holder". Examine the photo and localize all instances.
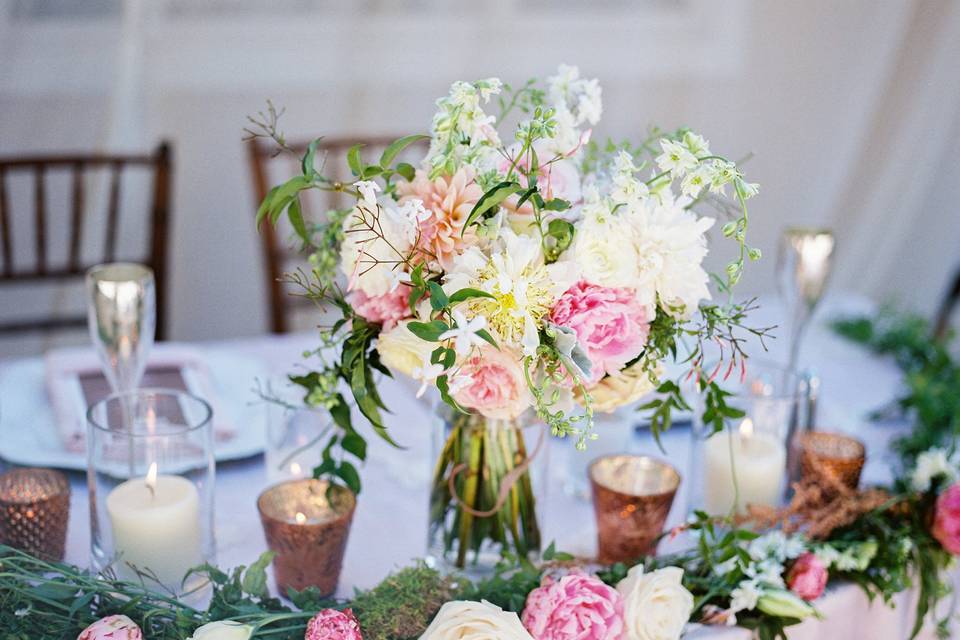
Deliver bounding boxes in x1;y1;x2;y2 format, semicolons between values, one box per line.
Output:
689;362;806;516
87;389;215;595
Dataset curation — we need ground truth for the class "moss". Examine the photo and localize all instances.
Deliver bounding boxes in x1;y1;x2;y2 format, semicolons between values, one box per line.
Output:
350;563;459;640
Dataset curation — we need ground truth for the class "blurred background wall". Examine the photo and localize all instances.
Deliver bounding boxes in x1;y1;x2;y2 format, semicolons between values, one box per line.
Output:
0;0;958;355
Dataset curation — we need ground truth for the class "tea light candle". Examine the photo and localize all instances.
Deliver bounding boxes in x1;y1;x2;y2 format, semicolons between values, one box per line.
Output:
702;419;786;514
106;463;201;586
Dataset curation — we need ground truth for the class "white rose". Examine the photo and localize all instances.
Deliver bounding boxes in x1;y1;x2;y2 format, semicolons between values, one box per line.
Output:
582;362;661;413
187;621;253;640
617;566;694;640
418;600;533;640
340;202;415;297
376;321;434;378
570;219;642;290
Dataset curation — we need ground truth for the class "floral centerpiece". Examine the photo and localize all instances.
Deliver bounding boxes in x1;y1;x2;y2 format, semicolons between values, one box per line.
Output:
251;64;762;569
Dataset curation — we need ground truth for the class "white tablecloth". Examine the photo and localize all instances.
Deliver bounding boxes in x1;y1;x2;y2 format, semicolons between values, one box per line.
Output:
4;294;955;638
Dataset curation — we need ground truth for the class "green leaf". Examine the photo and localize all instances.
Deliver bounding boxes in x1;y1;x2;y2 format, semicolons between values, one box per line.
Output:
396;162;416;181
361;164;383;179
342;433;367;461
347;144;364;176
407;320;449;342
448;287;495;305
329;395;353;434
241;551;275;598
301;138;322;176
286;197;309;244
515;186;538;210
336;461;362;495
475;328;499;349
255;184;281;227
462;181;523;236
428;281;449;311
380;134;430;168
543;198;571;211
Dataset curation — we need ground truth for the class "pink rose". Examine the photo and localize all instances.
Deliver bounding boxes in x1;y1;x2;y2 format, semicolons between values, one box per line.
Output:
304;608;363;640
787;553;828;601
550;281;650;383
453;346;531;420
77;615;143;640
348;287;411;330
933;483;960;554
521;571;624;640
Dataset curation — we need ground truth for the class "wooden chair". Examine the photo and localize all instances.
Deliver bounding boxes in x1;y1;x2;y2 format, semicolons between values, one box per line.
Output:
0;142;172;339
247;135;412;333
934;266;960;340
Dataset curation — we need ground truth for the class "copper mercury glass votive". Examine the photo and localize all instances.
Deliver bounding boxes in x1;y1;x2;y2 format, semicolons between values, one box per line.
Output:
797;431;866;490
257;478;356;596
589;455;680;564
0;468;71;560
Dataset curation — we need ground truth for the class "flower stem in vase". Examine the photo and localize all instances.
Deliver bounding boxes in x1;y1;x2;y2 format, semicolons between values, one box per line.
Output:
428;411;543;572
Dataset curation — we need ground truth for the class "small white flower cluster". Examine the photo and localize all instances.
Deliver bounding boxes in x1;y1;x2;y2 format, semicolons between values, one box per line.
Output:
546;64;601;156
716;531;807;616
427;78;503;176
910;447;959;492
814;540;878;572
655;131;759;200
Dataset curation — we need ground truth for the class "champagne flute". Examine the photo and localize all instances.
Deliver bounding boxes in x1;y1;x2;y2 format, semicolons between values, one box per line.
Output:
776;228;835;374
86;263;156;395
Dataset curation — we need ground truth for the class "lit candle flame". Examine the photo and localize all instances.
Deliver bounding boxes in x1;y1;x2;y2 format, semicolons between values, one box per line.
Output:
295;512;307;525
739;418;754;438
290;462;302;476
145;462;158;498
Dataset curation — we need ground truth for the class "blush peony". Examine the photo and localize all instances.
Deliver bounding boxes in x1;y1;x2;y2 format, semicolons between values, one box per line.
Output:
348;287;412;330
77;615;143;640
933;483;960;554
305;608;363;640
786;552;828;601
521;571;624;640
550;281;650;383
397;166;483;270
453;345;531;420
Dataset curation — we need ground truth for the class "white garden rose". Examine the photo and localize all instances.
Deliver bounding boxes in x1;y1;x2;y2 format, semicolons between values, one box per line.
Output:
617;566;694;640
187;621;253;640
376;320;434;377
418;600;533;640
340;202;416;297
583;362;661;413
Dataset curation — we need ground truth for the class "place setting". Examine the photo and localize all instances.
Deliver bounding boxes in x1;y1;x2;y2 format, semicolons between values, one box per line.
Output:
2;23;960;640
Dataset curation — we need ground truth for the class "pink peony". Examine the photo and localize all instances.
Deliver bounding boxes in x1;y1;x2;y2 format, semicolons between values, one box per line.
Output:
933;483;960;555
305;608;363;640
396;167;482;270
348;286;411;330
549;281;650;383
77;615;143;640
453;346;531;420
787;553;828;601
521;571;624;640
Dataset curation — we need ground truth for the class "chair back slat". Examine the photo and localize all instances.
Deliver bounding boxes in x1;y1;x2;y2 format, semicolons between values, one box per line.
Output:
0;168;11;277
69;163;84;271
0;143;173;340
104;162;122;263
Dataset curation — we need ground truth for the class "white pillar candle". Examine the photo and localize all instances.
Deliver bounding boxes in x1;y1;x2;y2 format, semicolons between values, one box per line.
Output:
106;462;202;587
702;419;786;515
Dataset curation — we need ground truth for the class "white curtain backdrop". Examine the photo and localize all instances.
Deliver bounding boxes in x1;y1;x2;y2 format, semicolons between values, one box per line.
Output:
0;0;958;352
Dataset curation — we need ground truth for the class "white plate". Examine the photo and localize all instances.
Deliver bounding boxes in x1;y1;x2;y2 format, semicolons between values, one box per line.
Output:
0;349;268;470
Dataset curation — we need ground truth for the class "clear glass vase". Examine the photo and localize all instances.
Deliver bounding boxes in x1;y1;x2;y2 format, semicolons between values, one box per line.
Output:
87;389;215;596
426;407;547;575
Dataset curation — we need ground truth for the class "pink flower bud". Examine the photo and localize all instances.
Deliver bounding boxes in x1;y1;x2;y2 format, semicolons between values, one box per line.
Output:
77;615;143;640
933;483;960;555
521;571;624;640
787;553;828;601
304;608;363;640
